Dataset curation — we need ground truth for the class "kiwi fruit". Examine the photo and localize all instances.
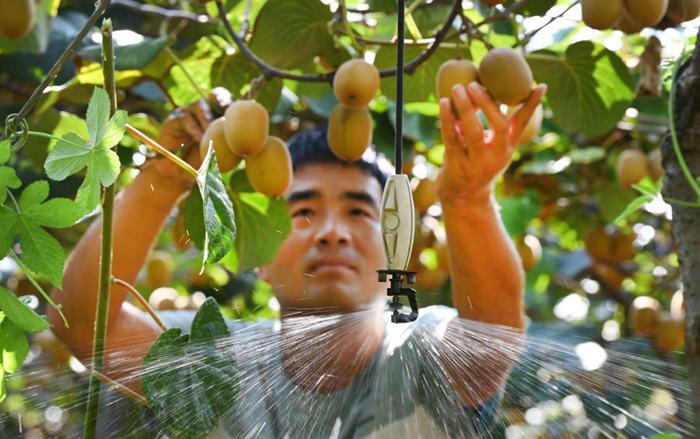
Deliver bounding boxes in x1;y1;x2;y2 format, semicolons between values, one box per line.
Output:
581;0;625;29
0;0;34;40
615;9;646;33
478;48;533;105
245;136;293;197
333;59;381;108
199;117;242;173
624;0;669;26
327;105;373;161
667;0;700;22
616;149;649;187
223;100;269;157
436;59;479;99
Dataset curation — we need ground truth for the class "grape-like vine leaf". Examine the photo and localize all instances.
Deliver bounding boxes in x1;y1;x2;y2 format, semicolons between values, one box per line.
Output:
0;287;49;333
195;144;236;267
0;140;21;205
0;318;29;374
143;298;238;437
0;181;84;288
44;87;127;211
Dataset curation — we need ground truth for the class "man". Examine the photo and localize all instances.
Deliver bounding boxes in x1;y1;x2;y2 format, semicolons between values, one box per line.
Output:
49;82;546;438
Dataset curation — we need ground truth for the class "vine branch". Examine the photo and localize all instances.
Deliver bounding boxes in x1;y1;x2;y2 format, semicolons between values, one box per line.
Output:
110;0;213;23
214;0;462;82
3;0;111;146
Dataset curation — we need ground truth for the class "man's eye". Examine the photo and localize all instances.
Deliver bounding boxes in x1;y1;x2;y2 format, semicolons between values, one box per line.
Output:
293;208;314;218
350;208;370;217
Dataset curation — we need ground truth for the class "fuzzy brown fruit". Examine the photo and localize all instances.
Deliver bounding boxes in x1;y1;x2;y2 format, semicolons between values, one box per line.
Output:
582;0;625;29
615;9;645;33
624;0;669;26
199;117;242;172
654;313;684;353
146;251;174;288
507;103;544;144
413;178;439;213
327;105;373;161
647;148;664;181
0;0;34;40
333;59;380;108
584;226;613;260
478;48;534;105
223;100;269;157
436;59;479;100
667;0;700;22
616;149;649;188
245;136;293;197
629;295;661;336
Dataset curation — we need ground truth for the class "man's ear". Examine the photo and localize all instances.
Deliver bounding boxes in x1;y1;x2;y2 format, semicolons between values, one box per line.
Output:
256;266;270;283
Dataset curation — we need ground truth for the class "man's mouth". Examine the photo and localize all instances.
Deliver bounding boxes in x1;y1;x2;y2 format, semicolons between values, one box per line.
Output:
309;259;356;274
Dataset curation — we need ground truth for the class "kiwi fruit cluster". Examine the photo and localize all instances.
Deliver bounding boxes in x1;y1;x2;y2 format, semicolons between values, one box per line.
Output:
327;59;380;161
582;0;698;33
199;100;292;197
437;48;542;144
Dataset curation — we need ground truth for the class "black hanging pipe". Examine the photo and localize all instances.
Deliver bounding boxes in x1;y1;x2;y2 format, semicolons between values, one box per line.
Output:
395;0;405;175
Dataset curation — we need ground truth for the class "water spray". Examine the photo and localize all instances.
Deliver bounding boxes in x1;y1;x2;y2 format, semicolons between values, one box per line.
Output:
377;0;419;324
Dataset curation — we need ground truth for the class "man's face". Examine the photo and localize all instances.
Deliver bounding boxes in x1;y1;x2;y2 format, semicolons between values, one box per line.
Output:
258;163;387;313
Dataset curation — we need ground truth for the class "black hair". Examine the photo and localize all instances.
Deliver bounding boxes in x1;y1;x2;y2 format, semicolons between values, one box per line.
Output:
287;125;388;189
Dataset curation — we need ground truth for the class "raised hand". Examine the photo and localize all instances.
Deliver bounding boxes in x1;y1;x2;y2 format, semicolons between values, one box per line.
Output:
436;82;547;205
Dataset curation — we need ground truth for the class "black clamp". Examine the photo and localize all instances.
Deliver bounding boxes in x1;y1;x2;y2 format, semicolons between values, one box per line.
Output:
377;269;418;323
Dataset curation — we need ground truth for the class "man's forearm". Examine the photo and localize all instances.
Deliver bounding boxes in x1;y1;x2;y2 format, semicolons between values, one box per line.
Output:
442;195;525;329
49;159;192;348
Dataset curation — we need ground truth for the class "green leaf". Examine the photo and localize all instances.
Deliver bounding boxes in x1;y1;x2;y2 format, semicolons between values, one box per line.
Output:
632;177;661;197
0;319;29;374
0;365;5;403
499;191;540;237
81;37;171;71
249;0;334;70
566;146;606;164
86;87;111;146
0;286;49;333
143;298;238;437
614;194;655;224
195;149;236;267
211;54;283;112
375;45;463;103
44;88;123;211
0;141;21;205
231;190;291;272
0;182;82;287
527;41;634;136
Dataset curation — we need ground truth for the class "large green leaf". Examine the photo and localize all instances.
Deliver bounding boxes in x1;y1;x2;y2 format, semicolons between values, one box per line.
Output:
230;172;291;271
375;45;462;102
0;319;29;374
44;88;125;211
142;298;238;437
80;37;171;71
249;0;334;69
0;181;83;287
499;191;541;238
195;148;237;267
527;41;634;136
211;54;283;112
0;286;49;333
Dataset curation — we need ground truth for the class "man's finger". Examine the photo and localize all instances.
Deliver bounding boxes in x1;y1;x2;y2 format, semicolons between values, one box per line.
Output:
186;100;213;131
509;84;547;146
439;97;461;148
466;82;508;139
182;113;205;146
451;84;484;150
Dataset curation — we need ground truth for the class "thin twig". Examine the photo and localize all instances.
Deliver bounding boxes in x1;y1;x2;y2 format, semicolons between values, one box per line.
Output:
2;0;111;143
110;0;213;23
475;0;531;27
214;0;462;81
125;124;198;178
113;278;167;332
90;369;149;407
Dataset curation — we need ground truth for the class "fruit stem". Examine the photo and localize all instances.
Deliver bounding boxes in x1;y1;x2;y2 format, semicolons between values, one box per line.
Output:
668;56;700;201
112;278;167;331
125;124;198;179
164;47;208;102
83;20;117;439
1;0;110;144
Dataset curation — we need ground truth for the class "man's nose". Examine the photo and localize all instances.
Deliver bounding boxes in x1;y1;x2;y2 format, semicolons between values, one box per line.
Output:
314;213;350;247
